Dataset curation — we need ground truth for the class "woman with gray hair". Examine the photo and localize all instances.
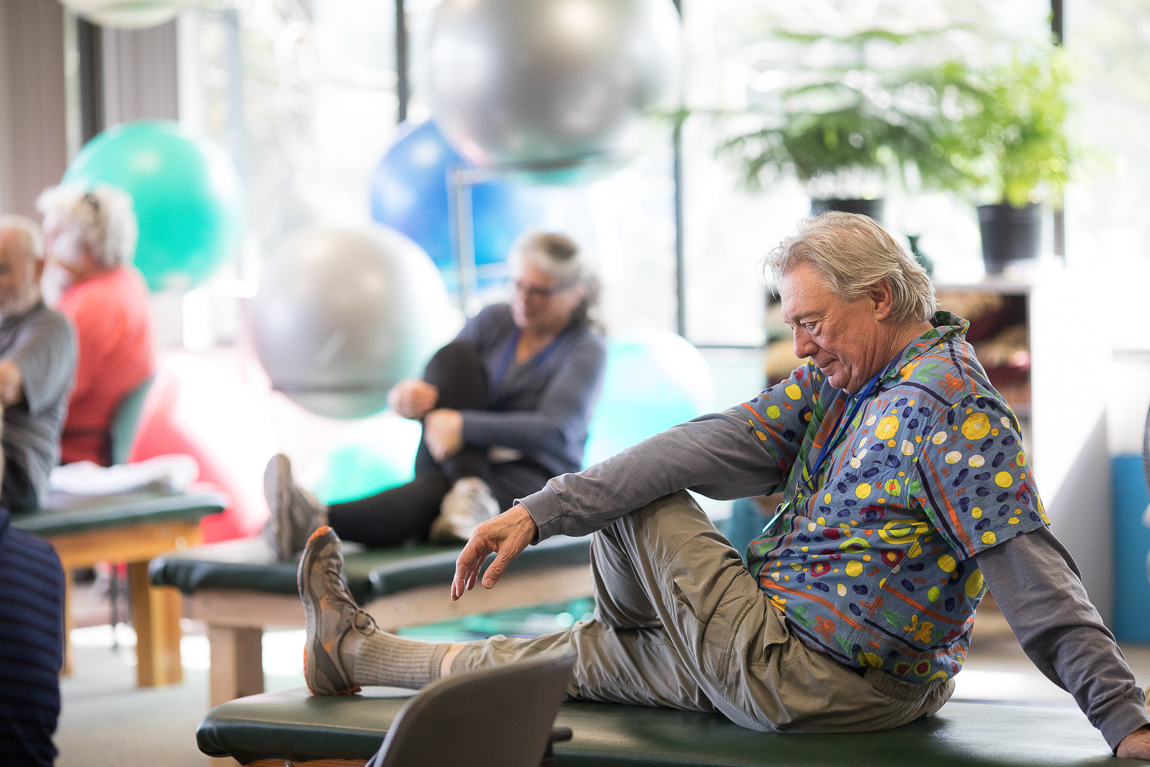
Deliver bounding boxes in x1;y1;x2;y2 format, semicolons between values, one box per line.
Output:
262;231;607;561
37;182;155;466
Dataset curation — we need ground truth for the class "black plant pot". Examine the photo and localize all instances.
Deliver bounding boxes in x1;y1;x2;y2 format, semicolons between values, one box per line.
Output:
811;198;884;223
978;203;1041;273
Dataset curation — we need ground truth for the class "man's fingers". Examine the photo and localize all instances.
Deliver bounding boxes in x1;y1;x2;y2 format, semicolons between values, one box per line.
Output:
482;549;516;589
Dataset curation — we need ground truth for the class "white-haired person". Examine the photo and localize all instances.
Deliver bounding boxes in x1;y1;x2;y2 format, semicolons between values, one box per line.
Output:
263;231;607;561
0;217;76;511
294;213;1150;760
37;184;155;467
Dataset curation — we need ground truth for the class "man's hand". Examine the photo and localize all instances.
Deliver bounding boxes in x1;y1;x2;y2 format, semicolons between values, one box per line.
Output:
388;379;438;420
0;360;24;406
1118;725;1150;760
424;408;464;462
451;505;538;601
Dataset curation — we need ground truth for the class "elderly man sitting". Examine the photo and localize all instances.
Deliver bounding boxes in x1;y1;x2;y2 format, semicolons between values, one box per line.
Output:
293;213;1150;759
0;218;75;511
37;183;154;467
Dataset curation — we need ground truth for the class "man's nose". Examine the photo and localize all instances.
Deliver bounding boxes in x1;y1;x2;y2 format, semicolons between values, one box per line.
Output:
793;330;816;359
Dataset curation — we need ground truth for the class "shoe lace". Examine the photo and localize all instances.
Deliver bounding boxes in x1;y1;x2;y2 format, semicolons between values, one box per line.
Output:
323;566;378;636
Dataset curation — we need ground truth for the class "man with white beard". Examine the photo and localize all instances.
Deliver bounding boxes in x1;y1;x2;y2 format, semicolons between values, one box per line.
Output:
0;217;75;511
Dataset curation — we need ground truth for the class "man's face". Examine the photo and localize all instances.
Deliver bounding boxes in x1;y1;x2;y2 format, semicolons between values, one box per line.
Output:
780;262;888;394
0;229;44;317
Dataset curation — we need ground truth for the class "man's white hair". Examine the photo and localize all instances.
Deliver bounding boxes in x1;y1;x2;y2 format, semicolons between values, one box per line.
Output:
764;212;938;325
36;182;138;268
0;215;45;261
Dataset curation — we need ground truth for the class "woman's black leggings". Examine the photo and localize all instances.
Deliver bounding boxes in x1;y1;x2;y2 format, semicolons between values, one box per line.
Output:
327;342;526;547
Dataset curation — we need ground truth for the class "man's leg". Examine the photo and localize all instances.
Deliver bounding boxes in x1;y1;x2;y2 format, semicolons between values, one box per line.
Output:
451;491;954;733
303;494;952;733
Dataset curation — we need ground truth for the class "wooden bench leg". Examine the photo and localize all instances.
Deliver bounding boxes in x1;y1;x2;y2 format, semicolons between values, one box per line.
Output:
127;561;183;687
208;625;265;708
61;567;74;677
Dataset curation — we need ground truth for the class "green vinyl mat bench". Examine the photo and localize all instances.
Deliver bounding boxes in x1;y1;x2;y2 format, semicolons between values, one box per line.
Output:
148;534;593;706
197;688;1120;767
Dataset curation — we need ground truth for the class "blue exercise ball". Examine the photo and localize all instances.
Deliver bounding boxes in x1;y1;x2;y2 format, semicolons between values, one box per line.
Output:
369;120;547;289
583;330;714;467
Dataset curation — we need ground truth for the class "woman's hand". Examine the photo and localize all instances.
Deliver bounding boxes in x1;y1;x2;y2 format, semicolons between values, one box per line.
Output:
388;379;439;420
424;408;464;462
452;505;538;600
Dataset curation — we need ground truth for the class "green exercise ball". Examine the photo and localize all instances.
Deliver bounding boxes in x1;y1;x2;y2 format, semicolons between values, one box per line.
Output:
63;120;244;292
302;412;422;504
583;329;714;467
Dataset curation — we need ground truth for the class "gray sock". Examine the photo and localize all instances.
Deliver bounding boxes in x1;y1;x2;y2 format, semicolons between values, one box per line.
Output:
341;630;451;689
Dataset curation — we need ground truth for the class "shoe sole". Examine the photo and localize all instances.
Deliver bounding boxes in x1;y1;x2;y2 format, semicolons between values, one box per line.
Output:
298;525;360;696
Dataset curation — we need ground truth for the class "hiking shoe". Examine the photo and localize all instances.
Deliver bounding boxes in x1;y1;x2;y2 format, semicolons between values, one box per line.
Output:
429;477;500;544
297;526;377;696
263;453;328;560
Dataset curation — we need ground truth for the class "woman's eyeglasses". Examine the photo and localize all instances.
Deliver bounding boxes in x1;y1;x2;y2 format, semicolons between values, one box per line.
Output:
513;280;571;299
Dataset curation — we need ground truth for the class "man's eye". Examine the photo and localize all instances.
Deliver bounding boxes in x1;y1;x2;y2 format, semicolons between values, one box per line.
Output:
804;322;817;332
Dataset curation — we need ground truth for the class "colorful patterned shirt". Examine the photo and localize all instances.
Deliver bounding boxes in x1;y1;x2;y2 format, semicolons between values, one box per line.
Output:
742;311;1048;683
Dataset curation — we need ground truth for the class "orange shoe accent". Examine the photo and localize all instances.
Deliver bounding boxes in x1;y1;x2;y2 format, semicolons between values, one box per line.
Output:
307;525;332;545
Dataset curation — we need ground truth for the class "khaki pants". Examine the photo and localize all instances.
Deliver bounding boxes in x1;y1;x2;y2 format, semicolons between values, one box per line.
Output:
452;490;954;733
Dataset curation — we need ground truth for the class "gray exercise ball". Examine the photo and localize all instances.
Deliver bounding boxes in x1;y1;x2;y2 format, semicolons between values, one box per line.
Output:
426;0;683;184
251;226;455;418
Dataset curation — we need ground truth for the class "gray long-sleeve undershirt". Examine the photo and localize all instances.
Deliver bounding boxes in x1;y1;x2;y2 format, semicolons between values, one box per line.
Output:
517;406;1150;751
978;529;1150;750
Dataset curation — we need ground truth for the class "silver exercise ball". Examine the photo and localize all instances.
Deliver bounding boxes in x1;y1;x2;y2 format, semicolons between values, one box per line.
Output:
251;226;456;418
426;0;683;184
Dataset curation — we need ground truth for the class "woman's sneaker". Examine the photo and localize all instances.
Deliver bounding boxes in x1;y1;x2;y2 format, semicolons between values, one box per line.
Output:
429;477;500;544
297;526;376;696
263;454;328;561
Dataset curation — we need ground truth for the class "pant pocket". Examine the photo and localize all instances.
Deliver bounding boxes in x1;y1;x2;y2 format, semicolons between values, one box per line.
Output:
862;666;953;705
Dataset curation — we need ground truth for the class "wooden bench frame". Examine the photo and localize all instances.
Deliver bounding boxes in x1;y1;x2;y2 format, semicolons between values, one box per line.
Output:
187;563;594;707
50;519;202;687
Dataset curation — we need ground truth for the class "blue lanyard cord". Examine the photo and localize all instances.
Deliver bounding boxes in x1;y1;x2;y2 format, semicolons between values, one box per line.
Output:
762;370;883;536
808;370;882;485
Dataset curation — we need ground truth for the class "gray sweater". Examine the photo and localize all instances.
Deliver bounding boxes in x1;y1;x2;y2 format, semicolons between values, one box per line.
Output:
0;300;76;508
456;304;606;478
518;407;1150;751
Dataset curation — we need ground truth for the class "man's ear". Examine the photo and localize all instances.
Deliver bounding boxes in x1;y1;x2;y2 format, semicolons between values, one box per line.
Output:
33;257;45;283
867;279;895;321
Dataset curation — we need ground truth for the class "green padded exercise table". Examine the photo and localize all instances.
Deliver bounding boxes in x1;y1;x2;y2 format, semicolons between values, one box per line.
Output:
149;534;593;706
11;487;227;687
197;688;1123;767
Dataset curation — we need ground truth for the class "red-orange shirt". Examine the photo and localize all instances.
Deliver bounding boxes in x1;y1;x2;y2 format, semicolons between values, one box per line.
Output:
57;266;155;465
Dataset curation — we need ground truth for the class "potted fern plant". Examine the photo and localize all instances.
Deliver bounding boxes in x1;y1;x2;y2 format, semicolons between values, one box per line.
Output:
938;45;1075;272
720;26;968;223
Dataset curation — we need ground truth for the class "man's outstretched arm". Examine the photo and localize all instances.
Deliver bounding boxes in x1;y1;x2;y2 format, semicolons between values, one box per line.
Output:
451;404;788;599
978;527;1150;756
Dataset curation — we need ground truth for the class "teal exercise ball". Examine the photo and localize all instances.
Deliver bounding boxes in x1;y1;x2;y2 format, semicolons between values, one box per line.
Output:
62;120;244;292
583;329;713;467
302;412;422;504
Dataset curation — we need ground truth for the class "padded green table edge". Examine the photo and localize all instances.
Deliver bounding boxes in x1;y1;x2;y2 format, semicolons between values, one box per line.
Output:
10;489;229;537
197;688;1117;767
